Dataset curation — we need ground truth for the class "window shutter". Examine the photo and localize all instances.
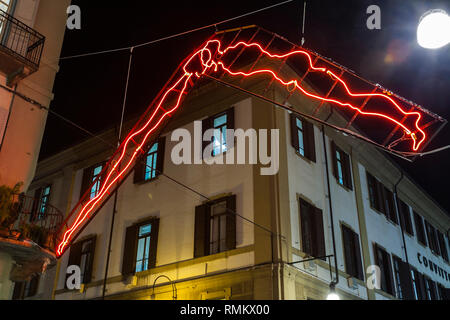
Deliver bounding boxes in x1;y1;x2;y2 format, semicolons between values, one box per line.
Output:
83;236;96;284
299;200;313;256
121;224;138;276
225;195;237;251
30;188;41;221
398;261;414;300
194;204;210;258
353;233;364;280
226;107;235;131
155;137;166;177
133;152;146;184
80;166;93;200
343;153;353;190
148;219;159;268
342;226;355;277
66;240;83;288
384;252;395;295
437;231;449;262
376;181;385;214
28;276;39;297
313;207;325;258
12;282;25;300
202;117;213;159
416;272;427;300
304;120;316;162
290;113;299;152
331;141;338;178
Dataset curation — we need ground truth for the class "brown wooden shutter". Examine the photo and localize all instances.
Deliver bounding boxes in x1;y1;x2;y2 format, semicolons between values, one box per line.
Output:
225;195;237;251
226;107;235;130
202;116;213;159
398;261;414;300
66;240;83;288
416;272;427;300
342;226;355;277
330;141;338;179
290;113;299;152
80;166;93;200
343;153;353;190
133;152;146;184
299;200;313;256
194;204;210;258
304;120;316;162
28;275;39;297
353;233;364;280
121;224;138;276
155;137;166;177
313;207;325;258
376;181;385;214
148;219;159;268
12;282;25;300
30;188;41;222
83;236;96;284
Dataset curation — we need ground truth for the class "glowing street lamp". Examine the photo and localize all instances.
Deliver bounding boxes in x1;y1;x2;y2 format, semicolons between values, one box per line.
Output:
417;9;450;49
326;283;340;300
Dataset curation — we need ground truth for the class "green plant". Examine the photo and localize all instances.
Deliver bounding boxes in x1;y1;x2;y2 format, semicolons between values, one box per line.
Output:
0;182;23;227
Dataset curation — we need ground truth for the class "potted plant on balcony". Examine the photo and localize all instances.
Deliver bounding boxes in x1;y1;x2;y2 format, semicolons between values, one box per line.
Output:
0;182;23;237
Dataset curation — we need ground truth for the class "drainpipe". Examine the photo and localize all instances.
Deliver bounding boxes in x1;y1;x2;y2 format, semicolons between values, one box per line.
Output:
393;170;409;264
321;125;339;286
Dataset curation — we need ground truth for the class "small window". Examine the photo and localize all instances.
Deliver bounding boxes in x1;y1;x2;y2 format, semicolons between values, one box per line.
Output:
424;277;437;300
203;108;234;158
12;275;39;300
299;199;325;259
424;220;440;256
382;187;398;224
341;225;363;280
194;195;236;258
398;199;414;236
121;219;159;276
410;268;419;300
134;137;165;184
367;172;383;212
80;162;106;201
290;113;315;162
66;236;96;286
392;256;403;299
31;185;51;221
437;231;449;262
0;0;13;14
331;142;352;190
413;212;427;246
366;171;398;223
373;243;395;296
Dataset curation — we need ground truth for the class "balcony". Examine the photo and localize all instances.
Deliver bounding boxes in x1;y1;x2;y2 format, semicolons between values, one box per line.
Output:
0;193;63;281
0;9;45;87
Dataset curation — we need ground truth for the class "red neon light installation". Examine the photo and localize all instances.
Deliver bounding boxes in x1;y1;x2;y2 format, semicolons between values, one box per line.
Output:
56;39;427;257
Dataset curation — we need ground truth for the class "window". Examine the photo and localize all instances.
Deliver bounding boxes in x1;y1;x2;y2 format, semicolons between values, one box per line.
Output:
194;195;236;258
382;186;398;224
366;172;383;212
80;162;106;200
12;275;39;300
66;236;96;286
121;219;159;276
299;199;325;259
134;137;165;183
398;199;414;236
413;212;427;246
391;255;416;300
410;268;420;300
437;283;449;300
366;172;397;223
203;108;234;158
392;256;403;299
31;185;51;220
0;0;13;14
424;276;437;300
331;142;352;189
437;231;449;262
424;220;440;255
290;113;315;162
341;225;363;280
373;243;395;295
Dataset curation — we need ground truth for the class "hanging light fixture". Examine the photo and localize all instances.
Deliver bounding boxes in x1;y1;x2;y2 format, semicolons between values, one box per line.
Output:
417;9;450;49
326;282;340;300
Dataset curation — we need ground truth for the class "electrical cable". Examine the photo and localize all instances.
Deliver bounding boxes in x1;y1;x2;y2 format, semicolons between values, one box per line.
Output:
59;0;295;60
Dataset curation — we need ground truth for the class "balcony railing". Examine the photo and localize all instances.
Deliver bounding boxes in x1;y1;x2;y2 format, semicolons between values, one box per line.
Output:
0;193;63;253
0;8;45;83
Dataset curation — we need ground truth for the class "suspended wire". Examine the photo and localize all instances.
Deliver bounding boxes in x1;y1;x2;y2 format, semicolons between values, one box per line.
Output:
59;0;295;60
118;47;134;144
300;1;306;46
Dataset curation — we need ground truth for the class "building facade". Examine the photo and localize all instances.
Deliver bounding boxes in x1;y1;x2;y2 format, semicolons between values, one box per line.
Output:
0;0;70;300
28;65;450;300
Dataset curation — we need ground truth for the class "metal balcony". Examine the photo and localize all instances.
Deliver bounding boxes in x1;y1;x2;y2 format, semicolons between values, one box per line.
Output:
0;193;63;253
0;9;45;87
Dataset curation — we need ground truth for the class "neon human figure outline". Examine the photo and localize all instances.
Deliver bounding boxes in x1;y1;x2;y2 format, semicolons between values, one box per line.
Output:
56;38;427;257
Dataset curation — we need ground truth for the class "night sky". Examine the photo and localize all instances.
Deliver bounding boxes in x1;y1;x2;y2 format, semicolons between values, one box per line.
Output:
40;0;450;213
